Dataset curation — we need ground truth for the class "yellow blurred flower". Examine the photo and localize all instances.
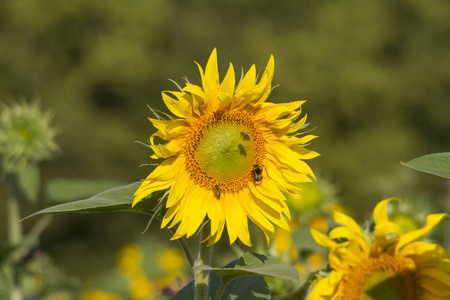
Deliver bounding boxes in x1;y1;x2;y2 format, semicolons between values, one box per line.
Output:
158;248;186;275
133;49;318;246
130;274;155;300
308;215;329;232
309;198;450;300
306;252;325;272
117;244;143;277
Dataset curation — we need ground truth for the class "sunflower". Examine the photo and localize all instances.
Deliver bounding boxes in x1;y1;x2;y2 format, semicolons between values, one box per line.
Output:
309;198;450;300
133;49;318;246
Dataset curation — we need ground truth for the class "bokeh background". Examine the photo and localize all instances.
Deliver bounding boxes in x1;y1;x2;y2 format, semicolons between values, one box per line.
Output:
1;0;449;291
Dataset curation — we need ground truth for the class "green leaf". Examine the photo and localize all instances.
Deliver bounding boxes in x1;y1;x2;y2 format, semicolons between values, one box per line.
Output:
221;276;270;300
194;252;299;283
46;178;128;203
401;152;450;179
24;182;158;220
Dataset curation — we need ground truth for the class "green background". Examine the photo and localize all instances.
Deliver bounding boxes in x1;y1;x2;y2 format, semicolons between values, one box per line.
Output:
1;0;449;285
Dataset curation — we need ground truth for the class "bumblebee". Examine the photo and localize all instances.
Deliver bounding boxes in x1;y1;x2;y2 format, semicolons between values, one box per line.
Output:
240;132;250;141
252;165;263;184
213;185;221;200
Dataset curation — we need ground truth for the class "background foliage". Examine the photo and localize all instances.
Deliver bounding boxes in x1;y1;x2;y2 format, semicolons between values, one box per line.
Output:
1;0;449;287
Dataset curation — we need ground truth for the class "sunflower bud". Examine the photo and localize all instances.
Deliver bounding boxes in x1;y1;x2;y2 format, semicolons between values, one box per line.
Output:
0;100;58;172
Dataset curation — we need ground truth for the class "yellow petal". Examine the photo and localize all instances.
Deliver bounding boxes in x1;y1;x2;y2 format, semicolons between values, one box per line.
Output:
372;221;402;255
254;55;275;105
308;271;343;300
133;179;171;207
238;212;252;247
329;226;370;255
149;118;189;136
373;198;400;225
236;64;256;95
207;218;226;246
418;277;450;298
242;190;275;234
207;195;223;237
161;91;191;120
161;204;180;228
267;144;316;180
255;101;304;122
332;209;363;237
166;171;189;208
225;193;245;244
264;159;299;191
311;228;336;249
197;48;220;110
185;185;208;238
396;213;448;252
220;62;235;97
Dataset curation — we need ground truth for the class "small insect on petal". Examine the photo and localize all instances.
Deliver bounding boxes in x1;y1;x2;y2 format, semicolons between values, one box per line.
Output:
252;165;263;184
214;185;221;200
240;132;250;141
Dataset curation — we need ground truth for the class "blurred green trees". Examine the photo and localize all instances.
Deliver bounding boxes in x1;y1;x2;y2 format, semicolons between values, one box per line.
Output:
1;0;449;284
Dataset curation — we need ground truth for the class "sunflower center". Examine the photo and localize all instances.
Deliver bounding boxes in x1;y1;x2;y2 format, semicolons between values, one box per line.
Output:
185;109;265;196
196;122;254;182
343;253;417;300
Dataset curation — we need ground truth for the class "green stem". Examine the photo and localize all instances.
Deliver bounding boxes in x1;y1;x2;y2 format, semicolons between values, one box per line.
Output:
5;173;23;300
194;227;213;300
6;174;23;246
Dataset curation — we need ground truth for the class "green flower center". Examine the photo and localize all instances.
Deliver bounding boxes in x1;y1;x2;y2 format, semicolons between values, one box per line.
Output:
17;127;33;140
196;122;255;183
362;269;411;300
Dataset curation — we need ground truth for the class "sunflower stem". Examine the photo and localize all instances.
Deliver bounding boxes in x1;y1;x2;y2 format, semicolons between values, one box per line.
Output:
194;227;213;300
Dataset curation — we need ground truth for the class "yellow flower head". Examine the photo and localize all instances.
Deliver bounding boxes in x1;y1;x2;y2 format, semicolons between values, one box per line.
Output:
133;49;318;246
309;198;450;300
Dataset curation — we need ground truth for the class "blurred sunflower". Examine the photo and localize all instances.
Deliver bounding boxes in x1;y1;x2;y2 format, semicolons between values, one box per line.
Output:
133;49;318;246
309;198;450;300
